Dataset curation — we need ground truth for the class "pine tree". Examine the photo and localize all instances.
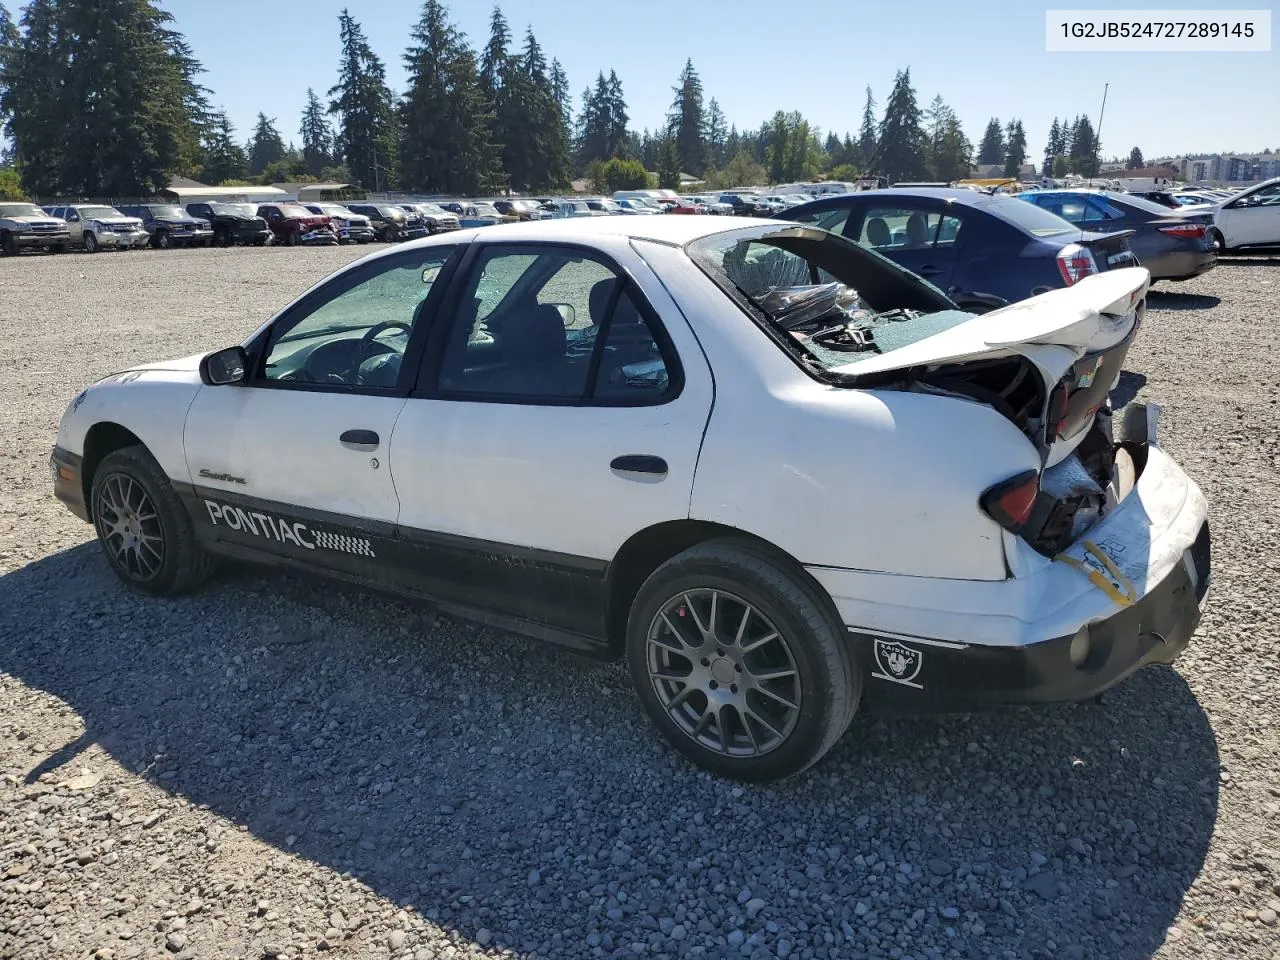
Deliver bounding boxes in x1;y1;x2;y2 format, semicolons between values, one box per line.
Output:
2;0;207;196
575;75;608;169
248;113;284;175
1069;115;1099;175
1127;146;1144;169
549;58;570;127
605;70;628;158
1039;117;1059;177
976;118;1004;165
1002;119;1027;178
299;89;334;176
704;97;727;169
857;87;877;170
876;69;926;183
329;9;398;191
200;109;248;184
400;0;501;195
657;135;680;189
924;96;970;182
0;2;17;130
667;59;705;176
515;28;568;190
479;5;517;189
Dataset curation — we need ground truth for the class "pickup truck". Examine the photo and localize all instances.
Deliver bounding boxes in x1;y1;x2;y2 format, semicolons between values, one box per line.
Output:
185;202;273;246
43;204;149;252
0;202;70;255
256;204;338;246
117;204;214;249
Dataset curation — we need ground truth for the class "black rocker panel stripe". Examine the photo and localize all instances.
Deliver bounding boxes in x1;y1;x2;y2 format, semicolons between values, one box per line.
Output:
175;483;611;643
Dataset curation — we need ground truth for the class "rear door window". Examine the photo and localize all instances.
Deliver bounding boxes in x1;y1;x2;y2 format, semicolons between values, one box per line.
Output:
856;207;952;250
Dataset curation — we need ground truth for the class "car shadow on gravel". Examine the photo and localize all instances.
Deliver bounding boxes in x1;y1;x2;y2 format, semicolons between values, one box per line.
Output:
1110;370;1147;408
1;545;1220;960
1146;290;1221;310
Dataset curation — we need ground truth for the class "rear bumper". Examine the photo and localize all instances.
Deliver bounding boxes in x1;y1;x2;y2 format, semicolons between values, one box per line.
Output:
809;439;1210;711
847;521;1208;710
1148;247;1217;281
50;446;88;521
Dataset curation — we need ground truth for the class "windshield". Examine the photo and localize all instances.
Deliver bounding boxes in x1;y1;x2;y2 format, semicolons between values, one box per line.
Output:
76;206;121;219
280;205;313;218
994;197;1077;236
686;225;968;377
473;203;499;215
0;203;45;217
416;203;446;214
377;206;405;218
212;203;257;216
149;205;187;219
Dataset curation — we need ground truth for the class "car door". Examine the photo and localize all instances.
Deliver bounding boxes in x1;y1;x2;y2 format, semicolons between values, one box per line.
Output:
181;244;460;575
388;240;714;638
1219;182;1280;246
61;208;84;245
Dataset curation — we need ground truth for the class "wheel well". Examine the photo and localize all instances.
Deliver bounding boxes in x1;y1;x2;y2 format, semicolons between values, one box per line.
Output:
605;520;821;649
81;422;144;519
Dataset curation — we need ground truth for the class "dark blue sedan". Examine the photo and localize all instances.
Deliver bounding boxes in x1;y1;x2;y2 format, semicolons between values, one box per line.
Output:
779;188;1139;312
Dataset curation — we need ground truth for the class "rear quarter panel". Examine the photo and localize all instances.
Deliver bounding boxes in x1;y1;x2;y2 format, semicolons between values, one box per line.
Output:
638;241;1038;581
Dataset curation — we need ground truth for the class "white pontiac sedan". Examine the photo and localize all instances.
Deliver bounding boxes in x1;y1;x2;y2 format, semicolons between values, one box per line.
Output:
50;216;1210;781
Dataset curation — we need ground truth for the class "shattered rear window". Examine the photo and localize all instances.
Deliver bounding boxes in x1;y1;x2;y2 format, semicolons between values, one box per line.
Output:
685;225;970;375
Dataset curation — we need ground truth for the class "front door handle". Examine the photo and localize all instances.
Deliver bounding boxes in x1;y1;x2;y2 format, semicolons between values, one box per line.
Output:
611;455;668;480
917;264;942;276
340;429;380;449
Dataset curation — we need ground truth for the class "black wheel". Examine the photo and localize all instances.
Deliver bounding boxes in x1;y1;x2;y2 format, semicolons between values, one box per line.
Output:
153;230;170;250
1211;228;1228;254
83;232;99;253
90;446;214;596
1;231;17;256
285;228;300;246
626;539;860;781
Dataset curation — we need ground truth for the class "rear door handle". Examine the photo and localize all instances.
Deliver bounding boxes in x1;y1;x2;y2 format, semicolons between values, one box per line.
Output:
340;429;380;449
611;455;668;479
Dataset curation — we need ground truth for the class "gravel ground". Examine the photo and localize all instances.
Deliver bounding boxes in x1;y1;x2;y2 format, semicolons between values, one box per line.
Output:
2;246;1279;960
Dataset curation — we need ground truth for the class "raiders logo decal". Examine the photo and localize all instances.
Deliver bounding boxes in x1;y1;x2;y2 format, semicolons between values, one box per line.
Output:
872;639;924;689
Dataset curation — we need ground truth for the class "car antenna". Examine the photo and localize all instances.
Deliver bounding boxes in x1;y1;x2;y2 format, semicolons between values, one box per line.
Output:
1082;81;1109;246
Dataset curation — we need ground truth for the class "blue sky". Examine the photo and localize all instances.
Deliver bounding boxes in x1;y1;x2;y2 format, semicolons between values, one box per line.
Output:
162;1;1276;161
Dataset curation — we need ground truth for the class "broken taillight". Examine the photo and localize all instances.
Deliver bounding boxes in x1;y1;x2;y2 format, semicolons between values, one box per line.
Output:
980;471;1040;533
1056;243;1098;286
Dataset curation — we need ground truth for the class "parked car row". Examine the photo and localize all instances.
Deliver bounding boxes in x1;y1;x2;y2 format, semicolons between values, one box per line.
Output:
0;199;466;254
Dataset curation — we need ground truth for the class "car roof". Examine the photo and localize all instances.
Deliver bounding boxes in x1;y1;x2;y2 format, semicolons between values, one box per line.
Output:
391;212;787;252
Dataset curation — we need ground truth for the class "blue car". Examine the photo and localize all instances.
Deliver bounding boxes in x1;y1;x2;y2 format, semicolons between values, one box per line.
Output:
779;188;1138;312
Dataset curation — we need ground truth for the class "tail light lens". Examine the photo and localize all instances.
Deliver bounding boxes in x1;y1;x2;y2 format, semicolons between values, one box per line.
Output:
1157;223;1207;239
1056;243;1099;286
980;470;1041;533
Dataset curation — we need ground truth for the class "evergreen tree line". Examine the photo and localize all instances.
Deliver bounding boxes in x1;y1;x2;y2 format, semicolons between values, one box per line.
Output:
0;0;1111;198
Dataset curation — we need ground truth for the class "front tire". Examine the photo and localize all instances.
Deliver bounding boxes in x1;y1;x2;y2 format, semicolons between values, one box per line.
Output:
0;231;14;256
626;540;860;782
90;446;213;596
153;230;170;250
83;232;99;253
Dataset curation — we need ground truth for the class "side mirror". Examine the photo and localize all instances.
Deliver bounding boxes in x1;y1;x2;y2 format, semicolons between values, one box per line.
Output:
200;346;248;386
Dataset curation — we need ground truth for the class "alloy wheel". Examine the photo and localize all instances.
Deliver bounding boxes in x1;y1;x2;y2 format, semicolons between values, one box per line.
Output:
646;588;801;757
93;471;165;582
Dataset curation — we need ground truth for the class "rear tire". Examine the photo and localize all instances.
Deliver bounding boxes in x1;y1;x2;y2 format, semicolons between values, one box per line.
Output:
626;539;860;781
90;446;214;596
1211;228;1228;254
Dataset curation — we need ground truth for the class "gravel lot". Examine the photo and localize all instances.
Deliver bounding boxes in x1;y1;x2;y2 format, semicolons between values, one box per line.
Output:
2;246;1279;960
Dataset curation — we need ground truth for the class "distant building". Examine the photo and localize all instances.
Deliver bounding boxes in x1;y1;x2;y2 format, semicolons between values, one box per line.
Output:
159;177;288;204
970;162;1036;179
